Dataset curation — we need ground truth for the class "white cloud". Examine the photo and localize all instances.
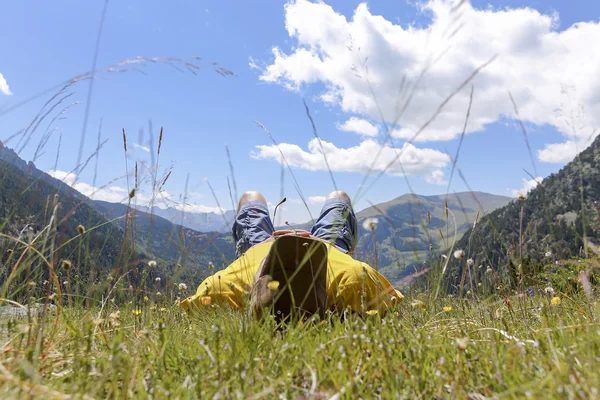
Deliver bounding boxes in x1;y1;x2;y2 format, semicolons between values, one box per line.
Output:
307;195;327;205
258;0;600;159
337;117;379;137
0;72;12;96
173;203;225;214
48;169;224;214
48;169;76;186
511;177;543;198
132;143;150;152
425;170;447;185
252;137;450;182
49;169;127;203
537;137;596;164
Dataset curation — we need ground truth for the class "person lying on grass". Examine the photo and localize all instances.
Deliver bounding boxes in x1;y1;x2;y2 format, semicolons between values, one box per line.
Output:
180;191;404;320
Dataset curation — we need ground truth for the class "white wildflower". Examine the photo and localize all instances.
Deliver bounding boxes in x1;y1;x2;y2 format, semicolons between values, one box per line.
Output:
441;254;447;260
178;283;188;292
466;258;474;266
148;260;157;267
485;266;492;275
544;287;554;295
155;277;161;283
411;299;426;308
456;337;469;351
453;249;465;259
544;251;552;258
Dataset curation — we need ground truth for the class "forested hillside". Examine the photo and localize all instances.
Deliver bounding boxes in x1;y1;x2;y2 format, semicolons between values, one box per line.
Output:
451;135;600;287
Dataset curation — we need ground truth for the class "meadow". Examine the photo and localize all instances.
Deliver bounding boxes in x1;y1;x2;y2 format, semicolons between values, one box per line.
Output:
1;246;598;398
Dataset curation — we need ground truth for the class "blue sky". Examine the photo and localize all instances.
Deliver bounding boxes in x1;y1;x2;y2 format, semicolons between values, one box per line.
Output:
1;0;599;224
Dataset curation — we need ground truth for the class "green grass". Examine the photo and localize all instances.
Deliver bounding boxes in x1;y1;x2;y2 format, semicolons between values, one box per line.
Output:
1;281;598;399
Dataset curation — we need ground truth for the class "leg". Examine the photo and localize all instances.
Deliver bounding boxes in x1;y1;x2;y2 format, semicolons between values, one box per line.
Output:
232;191;274;258
311;191;358;254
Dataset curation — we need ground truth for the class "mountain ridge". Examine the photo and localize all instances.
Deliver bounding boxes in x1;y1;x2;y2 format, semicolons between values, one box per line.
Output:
450;134;600;289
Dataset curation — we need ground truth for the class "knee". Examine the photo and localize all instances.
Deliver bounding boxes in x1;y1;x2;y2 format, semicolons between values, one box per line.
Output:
238;191;267;209
326;191;352;205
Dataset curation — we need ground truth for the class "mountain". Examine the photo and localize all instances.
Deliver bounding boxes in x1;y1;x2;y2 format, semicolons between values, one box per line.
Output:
147;206;235;233
452;135;600;288
93;201;235;274
0;143;127;299
351;192;512;280
0;143;235;301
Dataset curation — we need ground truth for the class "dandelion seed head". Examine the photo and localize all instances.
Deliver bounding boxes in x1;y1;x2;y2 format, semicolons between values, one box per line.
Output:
453;249;465;259
362;217;379;231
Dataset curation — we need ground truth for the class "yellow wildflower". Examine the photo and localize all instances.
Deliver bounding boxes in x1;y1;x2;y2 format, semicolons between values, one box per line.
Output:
443;306;452;312
132;309;142;315
201;296;212;306
366;310;379;316
551;296;561;305
267;280;280;291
